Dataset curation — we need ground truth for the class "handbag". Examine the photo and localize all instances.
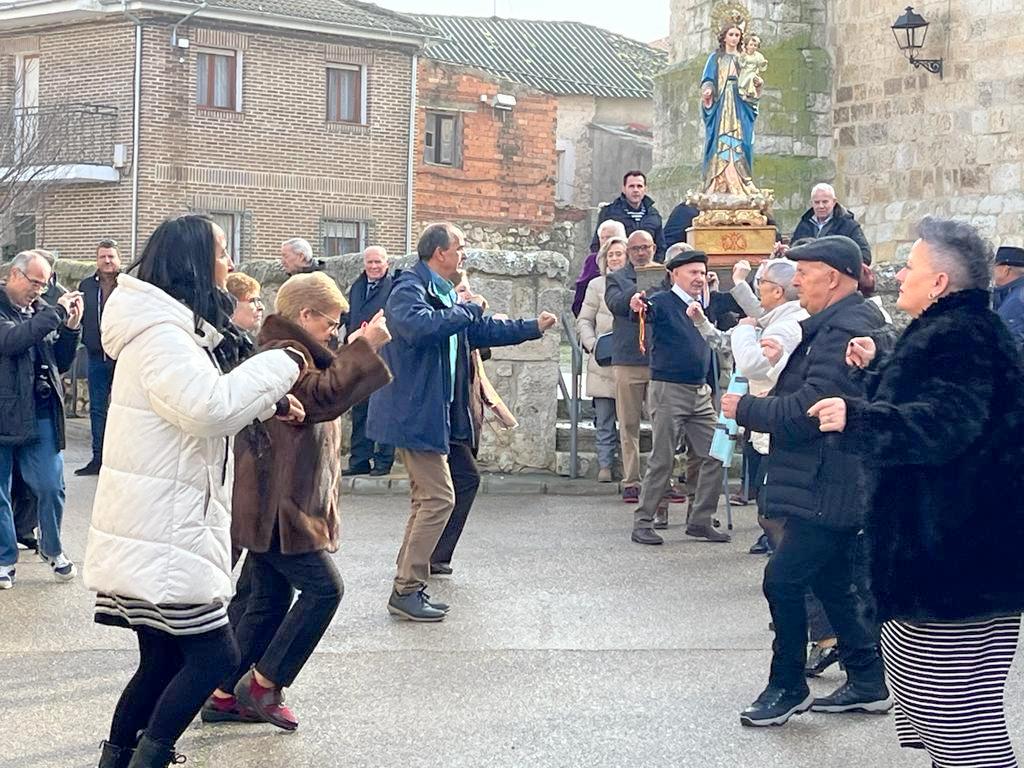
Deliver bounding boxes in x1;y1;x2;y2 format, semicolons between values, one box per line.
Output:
594;332;614;367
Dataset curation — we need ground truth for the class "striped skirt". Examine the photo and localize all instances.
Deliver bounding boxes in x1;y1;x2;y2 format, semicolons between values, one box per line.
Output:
880;615;1022;768
95;592;229;636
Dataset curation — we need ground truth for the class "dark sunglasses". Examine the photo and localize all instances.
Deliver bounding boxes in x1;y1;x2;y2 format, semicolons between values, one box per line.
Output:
97;238;118;248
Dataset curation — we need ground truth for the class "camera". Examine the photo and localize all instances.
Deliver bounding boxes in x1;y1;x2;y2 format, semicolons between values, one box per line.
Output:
34;364;54;401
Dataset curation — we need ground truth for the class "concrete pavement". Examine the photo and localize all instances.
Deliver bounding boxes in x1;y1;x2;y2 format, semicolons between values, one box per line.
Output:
1;430;1021;768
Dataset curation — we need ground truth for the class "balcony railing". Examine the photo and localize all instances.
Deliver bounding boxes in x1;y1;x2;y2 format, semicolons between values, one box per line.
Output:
1;103;118;168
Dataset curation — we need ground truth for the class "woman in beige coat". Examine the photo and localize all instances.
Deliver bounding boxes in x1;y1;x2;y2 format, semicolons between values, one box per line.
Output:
576;236;627;482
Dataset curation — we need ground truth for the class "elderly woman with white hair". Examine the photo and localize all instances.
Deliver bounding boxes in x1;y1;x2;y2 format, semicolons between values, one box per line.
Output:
810;217;1024;768
576;235;628;482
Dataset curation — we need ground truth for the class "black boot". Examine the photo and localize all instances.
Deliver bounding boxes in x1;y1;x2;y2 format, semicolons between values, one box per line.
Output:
126;735;184;768
97;741;133;768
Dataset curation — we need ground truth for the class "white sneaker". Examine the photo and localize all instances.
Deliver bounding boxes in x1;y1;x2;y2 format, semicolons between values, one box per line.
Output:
47;553;77;582
0;565;15;590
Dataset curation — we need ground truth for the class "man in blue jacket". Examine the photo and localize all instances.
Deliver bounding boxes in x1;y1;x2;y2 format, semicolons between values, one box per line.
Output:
993;245;1024;350
367;223;557;622
343;245;397;477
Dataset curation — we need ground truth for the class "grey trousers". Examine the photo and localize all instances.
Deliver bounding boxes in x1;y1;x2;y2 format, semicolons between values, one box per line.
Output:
633;380;723;530
593;397;619;470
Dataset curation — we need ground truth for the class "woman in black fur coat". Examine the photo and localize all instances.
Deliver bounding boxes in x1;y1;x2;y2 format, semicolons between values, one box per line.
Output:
810;217;1024;768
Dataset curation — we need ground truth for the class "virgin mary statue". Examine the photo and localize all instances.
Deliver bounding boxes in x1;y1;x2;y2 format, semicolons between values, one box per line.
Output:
701;23;760;196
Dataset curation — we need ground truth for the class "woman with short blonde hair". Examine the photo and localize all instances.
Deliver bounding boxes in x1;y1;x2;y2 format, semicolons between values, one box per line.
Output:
206;269;388;732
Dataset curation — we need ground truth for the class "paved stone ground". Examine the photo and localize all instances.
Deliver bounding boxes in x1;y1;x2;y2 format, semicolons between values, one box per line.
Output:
2;430;1022;768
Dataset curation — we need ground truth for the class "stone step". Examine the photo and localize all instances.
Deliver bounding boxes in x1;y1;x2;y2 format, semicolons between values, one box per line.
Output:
556;421;651;453
556;395;596;421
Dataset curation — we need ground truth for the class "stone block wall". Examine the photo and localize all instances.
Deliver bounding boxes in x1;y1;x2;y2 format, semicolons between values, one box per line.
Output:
652;0;834;234
830;1;1024;263
58;248;568;473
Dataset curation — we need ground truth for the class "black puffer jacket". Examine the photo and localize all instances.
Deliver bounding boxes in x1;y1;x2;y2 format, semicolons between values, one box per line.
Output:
791;203;872;266
844;289;1024;623
0;287;80;448
736;292;887;529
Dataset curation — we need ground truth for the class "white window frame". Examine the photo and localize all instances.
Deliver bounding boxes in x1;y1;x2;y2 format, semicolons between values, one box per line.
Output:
195;46;243;112
326;64;367;125
209;211;241;263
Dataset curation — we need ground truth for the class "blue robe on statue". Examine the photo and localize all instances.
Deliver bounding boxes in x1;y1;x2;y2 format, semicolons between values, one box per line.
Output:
700;51;758;194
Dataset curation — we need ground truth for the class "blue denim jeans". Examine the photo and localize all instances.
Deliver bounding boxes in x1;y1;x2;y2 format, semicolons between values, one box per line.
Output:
87;353;115;462
0;411;66;565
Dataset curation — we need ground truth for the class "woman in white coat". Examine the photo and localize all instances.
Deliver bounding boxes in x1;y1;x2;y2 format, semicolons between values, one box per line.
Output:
576;236;627;482
85;216;305;768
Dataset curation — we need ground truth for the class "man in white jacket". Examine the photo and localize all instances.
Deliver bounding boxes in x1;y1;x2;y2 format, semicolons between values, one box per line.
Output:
687;258;807;541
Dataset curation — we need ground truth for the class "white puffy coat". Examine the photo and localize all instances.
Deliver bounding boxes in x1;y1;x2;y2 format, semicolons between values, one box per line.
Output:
83;275;301;605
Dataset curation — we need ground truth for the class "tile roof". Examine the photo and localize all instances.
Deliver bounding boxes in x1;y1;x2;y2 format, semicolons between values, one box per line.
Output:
414;15;667;99
152;0;436;38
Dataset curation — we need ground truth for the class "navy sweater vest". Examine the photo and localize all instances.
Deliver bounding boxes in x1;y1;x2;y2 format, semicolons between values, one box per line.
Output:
645;290;711;385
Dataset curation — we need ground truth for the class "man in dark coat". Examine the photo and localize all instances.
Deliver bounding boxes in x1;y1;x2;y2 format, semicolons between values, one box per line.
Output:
0;251;82;589
662;201;699;250
343;245;398;476
590;171;667;262
993;244;1024;350
280;237;326;276
790;183;872;265
367;223;557;622
604;230;660;502
721;236;891;727
74;238;120;476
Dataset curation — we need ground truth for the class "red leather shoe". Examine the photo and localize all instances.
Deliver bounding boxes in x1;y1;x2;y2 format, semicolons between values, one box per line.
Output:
234;671;299;731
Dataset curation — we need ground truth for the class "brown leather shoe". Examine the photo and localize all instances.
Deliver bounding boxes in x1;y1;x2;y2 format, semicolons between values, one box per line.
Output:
685;524;731;543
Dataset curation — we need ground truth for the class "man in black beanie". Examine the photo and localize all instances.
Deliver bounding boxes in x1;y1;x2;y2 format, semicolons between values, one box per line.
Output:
627;246;727;545
721;235;892;727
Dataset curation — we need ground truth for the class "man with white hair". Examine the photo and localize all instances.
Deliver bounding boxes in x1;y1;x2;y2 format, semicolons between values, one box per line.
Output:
791;183;872;266
280;238;325;276
344;245;397;476
0;251;83;588
572;219;627;316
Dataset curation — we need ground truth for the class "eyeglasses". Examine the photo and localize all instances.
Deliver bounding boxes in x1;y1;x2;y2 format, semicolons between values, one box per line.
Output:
97;238;118;249
311;308;340;331
247;297;265;309
628;245;654;253
756;278;781;289
14;267;48;290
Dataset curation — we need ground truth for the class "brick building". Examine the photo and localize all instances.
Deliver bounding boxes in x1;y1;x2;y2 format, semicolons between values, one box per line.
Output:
412;15;666;264
0;0;434;262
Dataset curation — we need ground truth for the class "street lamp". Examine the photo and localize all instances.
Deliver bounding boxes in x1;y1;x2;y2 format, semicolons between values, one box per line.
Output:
891;6;943;78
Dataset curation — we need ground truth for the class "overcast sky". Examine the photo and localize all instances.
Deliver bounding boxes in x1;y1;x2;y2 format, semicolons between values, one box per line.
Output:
374;0;670;44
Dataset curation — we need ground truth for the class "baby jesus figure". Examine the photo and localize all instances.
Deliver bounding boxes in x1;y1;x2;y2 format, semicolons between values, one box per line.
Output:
737;35;767;102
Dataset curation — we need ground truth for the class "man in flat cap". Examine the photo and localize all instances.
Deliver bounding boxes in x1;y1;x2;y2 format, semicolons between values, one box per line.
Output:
626;243;728;545
993;245;1024;350
720;235;892;727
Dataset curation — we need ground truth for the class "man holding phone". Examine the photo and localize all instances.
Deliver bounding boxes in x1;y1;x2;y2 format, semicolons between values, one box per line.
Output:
0;250;83;589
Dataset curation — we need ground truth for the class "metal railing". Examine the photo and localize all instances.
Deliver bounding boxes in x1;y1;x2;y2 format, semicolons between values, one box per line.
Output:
2;103;118;167
557;311;585;479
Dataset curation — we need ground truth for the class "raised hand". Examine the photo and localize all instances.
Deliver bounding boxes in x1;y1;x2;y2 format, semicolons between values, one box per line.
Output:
537;311;558;332
846;336;876;369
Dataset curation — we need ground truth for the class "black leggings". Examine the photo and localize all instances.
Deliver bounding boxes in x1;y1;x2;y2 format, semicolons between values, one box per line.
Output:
108;625;239;748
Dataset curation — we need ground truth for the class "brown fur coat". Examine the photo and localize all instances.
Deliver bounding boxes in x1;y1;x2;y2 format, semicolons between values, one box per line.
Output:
231;314;391;554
